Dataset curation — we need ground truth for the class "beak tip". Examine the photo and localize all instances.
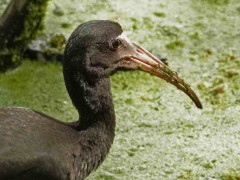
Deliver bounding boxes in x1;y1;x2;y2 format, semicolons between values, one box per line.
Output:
195;101;203;109
197;104;203;109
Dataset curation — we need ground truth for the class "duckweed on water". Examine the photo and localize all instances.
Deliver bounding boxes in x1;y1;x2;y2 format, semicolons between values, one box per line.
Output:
0;0;240;179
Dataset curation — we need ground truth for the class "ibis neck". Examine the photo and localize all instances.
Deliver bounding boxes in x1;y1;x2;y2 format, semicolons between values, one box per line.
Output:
63;72;116;179
79;77;115;132
64;72;116;133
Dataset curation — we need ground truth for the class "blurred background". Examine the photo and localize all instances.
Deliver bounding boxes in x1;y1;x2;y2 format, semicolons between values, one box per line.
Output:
0;0;240;179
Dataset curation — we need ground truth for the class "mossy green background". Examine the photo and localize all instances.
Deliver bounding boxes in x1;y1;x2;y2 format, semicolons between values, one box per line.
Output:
1;0;240;179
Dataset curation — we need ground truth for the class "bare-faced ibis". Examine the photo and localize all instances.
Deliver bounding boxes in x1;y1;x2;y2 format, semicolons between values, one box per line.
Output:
0;20;202;180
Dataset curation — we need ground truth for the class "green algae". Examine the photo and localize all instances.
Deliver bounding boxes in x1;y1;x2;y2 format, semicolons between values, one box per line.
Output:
1;0;240;179
0;60;78;122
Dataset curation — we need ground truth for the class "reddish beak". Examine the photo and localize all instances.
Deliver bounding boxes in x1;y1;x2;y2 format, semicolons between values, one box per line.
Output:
119;40;202;109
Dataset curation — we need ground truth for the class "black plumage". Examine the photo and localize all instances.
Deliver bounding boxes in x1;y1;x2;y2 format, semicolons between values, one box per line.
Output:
0;20;202;180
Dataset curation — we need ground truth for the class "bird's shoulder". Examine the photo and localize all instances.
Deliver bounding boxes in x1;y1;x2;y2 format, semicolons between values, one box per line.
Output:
0;107;78;143
0;107;68;127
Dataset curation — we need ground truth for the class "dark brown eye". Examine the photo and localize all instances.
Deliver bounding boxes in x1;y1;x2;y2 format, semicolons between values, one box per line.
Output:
111;39;122;49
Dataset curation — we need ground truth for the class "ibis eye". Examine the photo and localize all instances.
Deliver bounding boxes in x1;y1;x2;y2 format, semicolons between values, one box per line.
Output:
111;39;122;49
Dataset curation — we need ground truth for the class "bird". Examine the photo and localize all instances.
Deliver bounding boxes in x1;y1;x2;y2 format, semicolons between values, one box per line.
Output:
0;20;202;180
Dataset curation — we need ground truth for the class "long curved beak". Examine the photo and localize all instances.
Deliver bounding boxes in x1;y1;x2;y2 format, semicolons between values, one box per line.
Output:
118;34;202;109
